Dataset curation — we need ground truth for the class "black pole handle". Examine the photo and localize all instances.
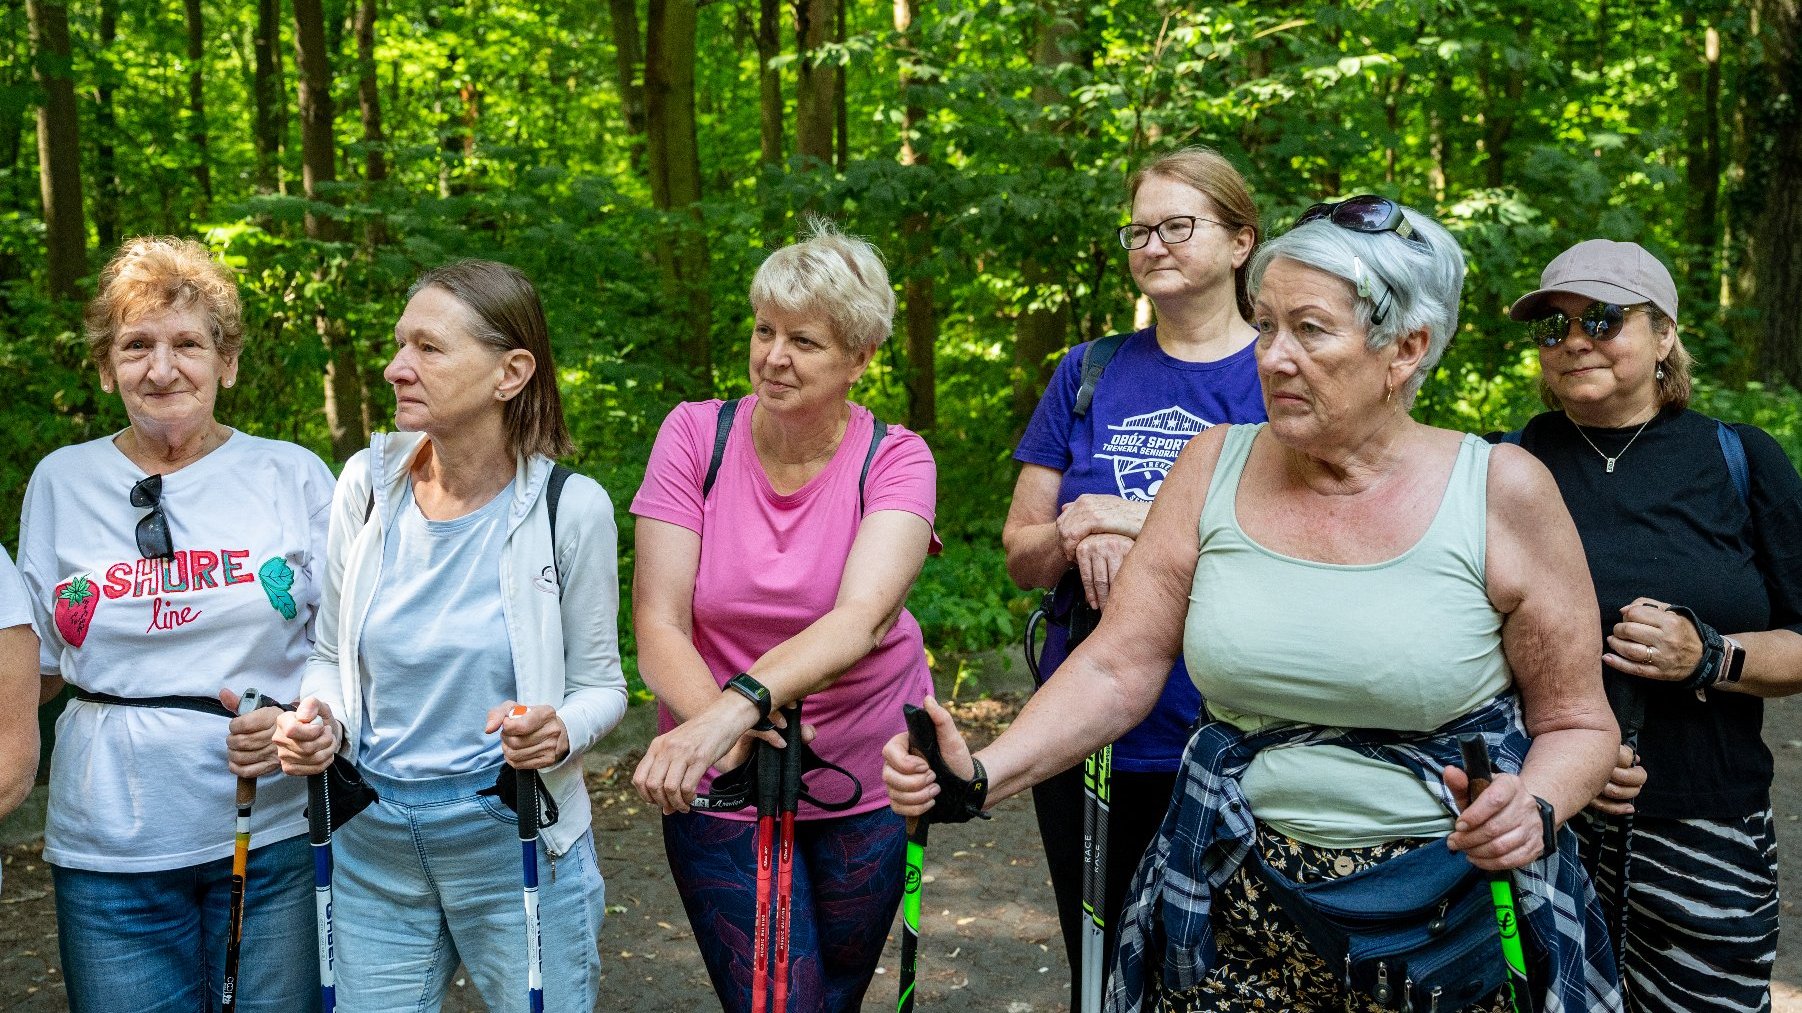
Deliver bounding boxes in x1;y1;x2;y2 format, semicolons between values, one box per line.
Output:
1459;734;1495;801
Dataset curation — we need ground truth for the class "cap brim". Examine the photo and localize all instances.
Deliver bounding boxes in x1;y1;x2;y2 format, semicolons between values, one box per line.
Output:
1508;280;1652;320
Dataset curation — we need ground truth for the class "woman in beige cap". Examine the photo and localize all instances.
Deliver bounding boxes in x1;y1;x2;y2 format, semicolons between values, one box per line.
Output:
1496;239;1802;1012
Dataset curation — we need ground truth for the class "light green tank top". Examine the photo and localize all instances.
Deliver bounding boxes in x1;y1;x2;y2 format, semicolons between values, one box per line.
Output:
1184;424;1511;847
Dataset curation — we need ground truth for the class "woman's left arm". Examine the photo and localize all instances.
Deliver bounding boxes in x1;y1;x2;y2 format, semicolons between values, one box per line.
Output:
1450;444;1618;871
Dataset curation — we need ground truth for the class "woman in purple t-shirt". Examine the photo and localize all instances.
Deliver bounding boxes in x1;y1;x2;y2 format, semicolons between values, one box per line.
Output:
632;219;938;1012
1005;146;1268;1007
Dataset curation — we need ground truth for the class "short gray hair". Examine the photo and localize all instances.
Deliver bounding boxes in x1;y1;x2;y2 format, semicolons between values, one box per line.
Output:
1248;204;1465;403
749;216;895;356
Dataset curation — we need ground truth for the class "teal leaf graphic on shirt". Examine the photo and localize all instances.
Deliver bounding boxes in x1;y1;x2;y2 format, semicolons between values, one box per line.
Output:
258;556;298;620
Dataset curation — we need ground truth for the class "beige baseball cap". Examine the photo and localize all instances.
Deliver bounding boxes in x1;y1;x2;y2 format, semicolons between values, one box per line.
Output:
1508;239;1679;322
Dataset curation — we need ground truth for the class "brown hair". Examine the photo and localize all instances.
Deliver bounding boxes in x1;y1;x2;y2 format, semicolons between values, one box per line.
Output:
408;260;575;459
1126;146;1262;318
1538;304;1691;412
83;236;244;371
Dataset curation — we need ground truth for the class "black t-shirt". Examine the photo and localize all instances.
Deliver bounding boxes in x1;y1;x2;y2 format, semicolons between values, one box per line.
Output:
1497;408;1802;818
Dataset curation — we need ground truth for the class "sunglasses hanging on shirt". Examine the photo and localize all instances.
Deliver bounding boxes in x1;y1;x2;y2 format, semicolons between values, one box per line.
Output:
131;473;174;559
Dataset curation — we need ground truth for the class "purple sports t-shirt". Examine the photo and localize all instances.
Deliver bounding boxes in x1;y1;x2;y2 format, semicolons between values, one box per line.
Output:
632;398;937;820
1014;327;1266;772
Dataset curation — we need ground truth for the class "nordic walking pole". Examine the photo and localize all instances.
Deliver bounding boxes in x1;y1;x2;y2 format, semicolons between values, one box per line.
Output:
307;747;337;1012
510;706;545;1013
750;716;782;1013
1459;735;1533;1013
1602;676;1646;970
222;688;270;1013
1079;745;1112;1013
770;703;803;1013
897;704;939;1013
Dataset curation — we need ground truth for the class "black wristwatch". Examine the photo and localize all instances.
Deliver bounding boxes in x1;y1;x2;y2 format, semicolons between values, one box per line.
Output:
724;672;773;725
1532;795;1557;858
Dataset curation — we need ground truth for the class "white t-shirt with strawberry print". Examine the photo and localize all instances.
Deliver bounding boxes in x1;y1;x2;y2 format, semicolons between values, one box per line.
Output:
19;430;334;873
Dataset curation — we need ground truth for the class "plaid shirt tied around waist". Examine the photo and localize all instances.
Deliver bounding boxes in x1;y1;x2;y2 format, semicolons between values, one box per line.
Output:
1106;692;1622;1013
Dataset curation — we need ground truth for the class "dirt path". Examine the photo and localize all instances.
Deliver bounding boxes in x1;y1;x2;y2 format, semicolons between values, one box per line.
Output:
3;670;1798;1011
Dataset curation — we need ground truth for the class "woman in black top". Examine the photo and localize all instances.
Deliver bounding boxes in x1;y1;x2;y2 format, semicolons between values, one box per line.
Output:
1501;239;1802;1012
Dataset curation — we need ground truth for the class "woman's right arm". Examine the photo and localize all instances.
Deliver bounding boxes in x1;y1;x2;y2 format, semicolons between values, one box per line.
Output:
1002;464;1068;590
633;517;724;723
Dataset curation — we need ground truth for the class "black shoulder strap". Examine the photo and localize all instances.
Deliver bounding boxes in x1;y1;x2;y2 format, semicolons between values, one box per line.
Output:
703;398;743;499
1072;333;1129;419
1716;420;1750;508
1499;429;1523;445
545;463;572;541
858;420;889;514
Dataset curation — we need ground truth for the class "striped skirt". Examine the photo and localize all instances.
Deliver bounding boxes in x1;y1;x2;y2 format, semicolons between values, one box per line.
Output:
1574;809;1781;1013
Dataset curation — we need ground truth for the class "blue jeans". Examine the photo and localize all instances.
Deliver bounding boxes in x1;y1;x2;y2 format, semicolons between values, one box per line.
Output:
53;834;321;1013
335;765;604;1013
663;807;906;1013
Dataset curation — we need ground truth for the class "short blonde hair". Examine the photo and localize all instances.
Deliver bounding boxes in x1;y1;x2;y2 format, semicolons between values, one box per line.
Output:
749;217;895;355
84;237;244;370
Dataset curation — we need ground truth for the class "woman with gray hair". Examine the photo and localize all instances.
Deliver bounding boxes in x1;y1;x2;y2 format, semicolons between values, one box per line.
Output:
632;219;939;1011
886;198;1624;1011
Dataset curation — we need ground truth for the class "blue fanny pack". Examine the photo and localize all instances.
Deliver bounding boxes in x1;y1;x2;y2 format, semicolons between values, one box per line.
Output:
1251;838;1509;1011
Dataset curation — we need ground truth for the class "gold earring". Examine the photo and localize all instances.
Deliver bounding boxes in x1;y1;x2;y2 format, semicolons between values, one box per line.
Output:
1384;379;1395;405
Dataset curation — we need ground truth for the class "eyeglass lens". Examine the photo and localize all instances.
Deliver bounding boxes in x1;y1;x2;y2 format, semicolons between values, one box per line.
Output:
1529;303;1628;348
131;474;173;559
1118;216;1200;250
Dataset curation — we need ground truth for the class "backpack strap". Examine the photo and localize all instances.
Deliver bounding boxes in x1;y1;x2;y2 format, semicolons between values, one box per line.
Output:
858;420;889;515
545;463;572;582
1072;333;1129;419
703;398;743;499
1716;420;1750;508
1499;429;1523;446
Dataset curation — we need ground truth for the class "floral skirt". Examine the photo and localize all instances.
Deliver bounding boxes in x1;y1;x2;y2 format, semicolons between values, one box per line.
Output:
1153;829;1513;1013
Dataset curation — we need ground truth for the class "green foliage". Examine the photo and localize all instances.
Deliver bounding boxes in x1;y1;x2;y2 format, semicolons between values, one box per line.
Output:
3;0;1800;664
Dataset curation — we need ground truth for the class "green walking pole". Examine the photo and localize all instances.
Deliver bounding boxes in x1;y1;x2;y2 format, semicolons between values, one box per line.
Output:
1459;735;1534;1013
897;705;938;1013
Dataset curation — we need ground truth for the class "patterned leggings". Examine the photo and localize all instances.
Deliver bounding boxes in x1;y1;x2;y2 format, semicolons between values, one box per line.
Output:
1155;831;1512;1013
662;807;907;1013
1575;809;1780;1013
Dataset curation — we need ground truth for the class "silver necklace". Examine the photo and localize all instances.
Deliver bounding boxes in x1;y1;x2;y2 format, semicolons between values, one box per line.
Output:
1572;415;1653;473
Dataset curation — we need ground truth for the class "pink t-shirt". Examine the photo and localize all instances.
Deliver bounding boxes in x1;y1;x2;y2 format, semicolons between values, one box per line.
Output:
631;397;938;820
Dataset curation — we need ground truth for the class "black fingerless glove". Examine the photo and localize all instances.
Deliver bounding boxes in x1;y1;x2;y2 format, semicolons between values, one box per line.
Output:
1666;605;1726;692
902;703;991;825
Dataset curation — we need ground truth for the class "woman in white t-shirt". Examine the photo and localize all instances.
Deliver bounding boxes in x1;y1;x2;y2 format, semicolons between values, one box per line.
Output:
18;237;335;1012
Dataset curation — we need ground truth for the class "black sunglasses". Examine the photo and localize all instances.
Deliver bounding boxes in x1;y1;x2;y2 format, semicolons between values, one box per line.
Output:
1528;302;1639;348
1294;195;1429;249
131;474;173;559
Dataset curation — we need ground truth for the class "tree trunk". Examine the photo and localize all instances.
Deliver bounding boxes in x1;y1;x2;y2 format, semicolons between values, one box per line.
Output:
1683;16;1723;276
794;0;833;165
355;0;387;246
1755;0;1802;386
184;0;211;208
1011;3;1077;429
833;0;848;171
293;0;367;462
895;0;935;431
757;0;782;166
608;0;647;168
646;0;714;396
27;0;86;300
94;0;119;250
253;0;283;193
1480;13;1531;188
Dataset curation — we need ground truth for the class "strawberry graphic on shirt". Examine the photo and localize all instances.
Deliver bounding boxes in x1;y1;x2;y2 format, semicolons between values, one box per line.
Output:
54;575;99;648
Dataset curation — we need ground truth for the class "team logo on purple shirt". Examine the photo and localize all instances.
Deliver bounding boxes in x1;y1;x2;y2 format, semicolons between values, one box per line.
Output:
1093;406;1214;501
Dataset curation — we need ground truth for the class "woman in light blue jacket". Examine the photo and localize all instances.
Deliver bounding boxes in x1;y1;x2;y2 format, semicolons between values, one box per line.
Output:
272;260;626;1013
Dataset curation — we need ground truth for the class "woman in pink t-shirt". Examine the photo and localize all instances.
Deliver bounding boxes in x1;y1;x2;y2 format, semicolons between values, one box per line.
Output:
631;219;938;1012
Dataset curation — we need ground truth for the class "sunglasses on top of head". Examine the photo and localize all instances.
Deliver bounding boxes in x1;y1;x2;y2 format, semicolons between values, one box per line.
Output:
131;473;174;559
1527;302;1641;348
1292;195;1430;249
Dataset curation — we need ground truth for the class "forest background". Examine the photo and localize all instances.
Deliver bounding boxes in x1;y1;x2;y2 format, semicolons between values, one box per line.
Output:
6;0;1802;707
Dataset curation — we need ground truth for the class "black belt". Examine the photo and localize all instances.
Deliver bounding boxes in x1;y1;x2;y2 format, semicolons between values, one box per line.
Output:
74;690;236;719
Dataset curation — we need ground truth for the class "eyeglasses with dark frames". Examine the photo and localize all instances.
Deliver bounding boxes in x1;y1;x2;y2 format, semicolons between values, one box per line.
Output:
1117;215;1229;251
131;474;173;560
1292;195;1430;249
1528;302;1641;348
